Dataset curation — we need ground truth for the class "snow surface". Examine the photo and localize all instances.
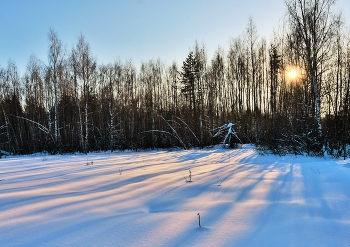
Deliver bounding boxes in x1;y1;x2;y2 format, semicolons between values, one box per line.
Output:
1;145;350;247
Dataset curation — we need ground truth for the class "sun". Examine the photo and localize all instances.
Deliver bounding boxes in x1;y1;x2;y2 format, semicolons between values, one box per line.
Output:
285;65;304;85
288;69;298;80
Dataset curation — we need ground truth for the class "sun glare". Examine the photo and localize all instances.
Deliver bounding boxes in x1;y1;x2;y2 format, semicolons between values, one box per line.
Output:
288;69;297;79
285;65;304;85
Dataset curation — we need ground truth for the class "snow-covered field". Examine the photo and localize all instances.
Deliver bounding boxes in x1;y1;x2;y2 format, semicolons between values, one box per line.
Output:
1;145;350;247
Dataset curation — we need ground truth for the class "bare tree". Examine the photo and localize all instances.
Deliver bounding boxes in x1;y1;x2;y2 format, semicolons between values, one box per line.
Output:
48;28;64;145
286;0;338;146
71;34;96;153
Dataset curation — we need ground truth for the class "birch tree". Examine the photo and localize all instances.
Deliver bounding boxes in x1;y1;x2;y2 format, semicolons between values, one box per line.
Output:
71;34;96;153
48;28;64;145
286;0;338;149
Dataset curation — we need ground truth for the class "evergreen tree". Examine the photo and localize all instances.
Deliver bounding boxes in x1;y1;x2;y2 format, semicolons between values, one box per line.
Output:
181;51;198;116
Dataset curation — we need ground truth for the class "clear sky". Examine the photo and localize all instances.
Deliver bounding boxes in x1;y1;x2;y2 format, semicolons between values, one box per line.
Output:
1;0;349;74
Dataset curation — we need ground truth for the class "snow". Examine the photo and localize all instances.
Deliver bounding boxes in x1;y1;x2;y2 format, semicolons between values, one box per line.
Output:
1;145;350;247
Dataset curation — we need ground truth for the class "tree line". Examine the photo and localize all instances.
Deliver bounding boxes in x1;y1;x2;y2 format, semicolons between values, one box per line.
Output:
1;0;350;158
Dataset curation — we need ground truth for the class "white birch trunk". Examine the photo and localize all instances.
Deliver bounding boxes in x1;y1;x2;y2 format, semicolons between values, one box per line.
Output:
313;76;323;138
109;103;114;151
84;101;88;153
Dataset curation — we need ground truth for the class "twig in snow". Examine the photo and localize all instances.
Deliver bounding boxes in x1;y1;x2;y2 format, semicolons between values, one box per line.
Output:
86;158;93;166
179;169;189;182
212;170;234;199
197;213;201;227
217;171;234;186
42;155;48;161
307;165;320;174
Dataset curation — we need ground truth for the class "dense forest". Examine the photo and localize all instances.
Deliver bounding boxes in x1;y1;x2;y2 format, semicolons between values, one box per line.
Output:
1;0;350;158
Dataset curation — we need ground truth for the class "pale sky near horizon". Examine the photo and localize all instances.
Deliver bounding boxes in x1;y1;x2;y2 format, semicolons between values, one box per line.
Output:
1;0;349;74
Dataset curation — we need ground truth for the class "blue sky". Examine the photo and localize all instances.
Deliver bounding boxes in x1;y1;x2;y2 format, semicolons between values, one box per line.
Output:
1;0;349;74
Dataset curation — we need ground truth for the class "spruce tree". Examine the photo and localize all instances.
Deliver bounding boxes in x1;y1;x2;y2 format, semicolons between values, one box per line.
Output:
181;51;198;116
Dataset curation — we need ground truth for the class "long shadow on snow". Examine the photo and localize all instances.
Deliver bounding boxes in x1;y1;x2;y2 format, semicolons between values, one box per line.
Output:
1;169;181;217
15;213;133;247
229;158;350;247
